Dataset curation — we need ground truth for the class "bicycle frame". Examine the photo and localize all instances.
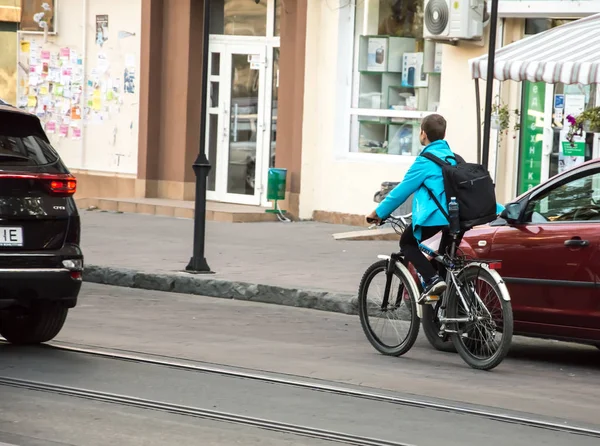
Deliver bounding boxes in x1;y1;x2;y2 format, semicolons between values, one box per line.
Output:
363;213;514;370
375;214;510;325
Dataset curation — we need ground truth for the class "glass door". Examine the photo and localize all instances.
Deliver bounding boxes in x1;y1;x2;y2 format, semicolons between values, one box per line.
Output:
543;83;598;182
206;44;269;205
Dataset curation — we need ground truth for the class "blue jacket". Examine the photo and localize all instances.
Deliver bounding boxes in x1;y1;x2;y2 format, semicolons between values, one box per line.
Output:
375;140;504;241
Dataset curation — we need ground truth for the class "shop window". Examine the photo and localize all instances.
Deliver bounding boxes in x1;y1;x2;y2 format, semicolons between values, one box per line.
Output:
350;0;441;156
524;18;571;36
517;18;596;194
274;0;281;36
210;0;268;36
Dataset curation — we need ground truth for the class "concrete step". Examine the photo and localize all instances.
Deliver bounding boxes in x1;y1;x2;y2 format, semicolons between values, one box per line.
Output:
76;197;279;223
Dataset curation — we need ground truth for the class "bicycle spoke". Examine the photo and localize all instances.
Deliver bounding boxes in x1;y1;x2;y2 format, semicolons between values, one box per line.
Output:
363;266;414;349
460;276;503;359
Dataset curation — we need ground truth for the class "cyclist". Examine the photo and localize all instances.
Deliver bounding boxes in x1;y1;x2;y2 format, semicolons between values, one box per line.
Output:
366;114;502;301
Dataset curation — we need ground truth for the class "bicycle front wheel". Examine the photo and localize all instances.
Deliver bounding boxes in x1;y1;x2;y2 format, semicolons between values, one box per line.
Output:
447;265;513;371
358;259;420;356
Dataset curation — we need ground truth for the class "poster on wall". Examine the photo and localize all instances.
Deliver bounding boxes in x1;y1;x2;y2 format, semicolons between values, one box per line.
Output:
123;68;135;94
519;82;546;194
559;129;586;174
564;94;585;117
21;0;56;34
96;15;109;47
553;94;564;128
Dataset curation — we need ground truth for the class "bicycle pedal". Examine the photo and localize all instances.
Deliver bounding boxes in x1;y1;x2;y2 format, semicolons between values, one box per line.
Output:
418;294;439;305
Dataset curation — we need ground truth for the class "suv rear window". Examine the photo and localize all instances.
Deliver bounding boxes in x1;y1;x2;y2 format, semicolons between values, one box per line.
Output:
0;135;59;166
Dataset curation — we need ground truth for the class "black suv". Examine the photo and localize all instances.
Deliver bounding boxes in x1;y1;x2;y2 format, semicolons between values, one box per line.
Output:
0;103;83;344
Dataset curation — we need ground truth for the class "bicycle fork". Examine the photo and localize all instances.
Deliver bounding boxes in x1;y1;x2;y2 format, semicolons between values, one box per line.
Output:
381;253;403;311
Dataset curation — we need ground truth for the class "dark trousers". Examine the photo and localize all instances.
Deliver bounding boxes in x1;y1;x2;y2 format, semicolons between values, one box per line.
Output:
400;224;448;283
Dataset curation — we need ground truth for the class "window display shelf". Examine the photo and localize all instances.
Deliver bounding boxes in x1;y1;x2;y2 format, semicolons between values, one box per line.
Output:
357;35;415;73
356;117;421;156
388;121;421;156
357;117;390;124
350;2;443;157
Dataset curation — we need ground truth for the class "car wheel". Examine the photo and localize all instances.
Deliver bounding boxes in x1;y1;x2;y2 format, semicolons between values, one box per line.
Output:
0;303;68;345
421;304;456;353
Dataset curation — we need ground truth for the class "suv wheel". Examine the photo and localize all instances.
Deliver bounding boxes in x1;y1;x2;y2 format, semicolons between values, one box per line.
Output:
0;303;68;345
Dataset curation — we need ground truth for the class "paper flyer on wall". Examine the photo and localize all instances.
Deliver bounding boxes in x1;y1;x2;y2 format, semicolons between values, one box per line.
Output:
96;15;109;47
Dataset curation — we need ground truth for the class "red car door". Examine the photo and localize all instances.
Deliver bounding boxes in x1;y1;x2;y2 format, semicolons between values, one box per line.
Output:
489;166;600;337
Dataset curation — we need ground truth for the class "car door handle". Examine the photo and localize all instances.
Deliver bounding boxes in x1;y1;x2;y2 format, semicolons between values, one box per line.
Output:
564;239;590;247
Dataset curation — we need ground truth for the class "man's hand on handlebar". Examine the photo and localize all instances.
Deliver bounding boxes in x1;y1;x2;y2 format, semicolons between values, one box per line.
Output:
366;210;383;225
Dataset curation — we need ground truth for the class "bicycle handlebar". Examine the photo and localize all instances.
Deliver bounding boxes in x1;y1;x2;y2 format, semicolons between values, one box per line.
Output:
367;213;412;228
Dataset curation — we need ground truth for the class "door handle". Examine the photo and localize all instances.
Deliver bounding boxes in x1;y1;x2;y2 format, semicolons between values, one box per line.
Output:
564;238;590;247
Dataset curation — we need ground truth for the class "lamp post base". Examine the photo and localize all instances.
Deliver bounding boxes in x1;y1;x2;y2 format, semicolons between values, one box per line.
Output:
185;256;213;274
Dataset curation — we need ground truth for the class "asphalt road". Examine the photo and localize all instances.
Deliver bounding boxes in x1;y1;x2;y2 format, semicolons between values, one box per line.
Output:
0;385;336;446
0;345;597;446
1;284;599;445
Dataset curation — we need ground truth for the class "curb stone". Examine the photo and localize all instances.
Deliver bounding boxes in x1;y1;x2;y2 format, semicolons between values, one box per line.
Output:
83;265;359;315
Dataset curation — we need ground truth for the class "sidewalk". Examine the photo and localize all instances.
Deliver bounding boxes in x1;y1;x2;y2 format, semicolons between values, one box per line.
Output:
81;210;398;314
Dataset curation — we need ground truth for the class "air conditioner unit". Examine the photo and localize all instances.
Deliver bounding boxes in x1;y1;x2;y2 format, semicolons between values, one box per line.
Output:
423;0;486;42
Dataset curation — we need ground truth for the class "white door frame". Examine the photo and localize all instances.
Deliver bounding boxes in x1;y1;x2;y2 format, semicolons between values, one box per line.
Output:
205;43;270;206
541;83;554;183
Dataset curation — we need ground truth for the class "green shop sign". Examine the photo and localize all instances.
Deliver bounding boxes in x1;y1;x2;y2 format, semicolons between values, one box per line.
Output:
519;81;546;194
561;140;585;157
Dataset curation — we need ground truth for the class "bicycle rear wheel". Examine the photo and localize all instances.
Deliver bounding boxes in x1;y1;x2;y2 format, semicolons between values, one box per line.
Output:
358;259;420;356
446;265;513;370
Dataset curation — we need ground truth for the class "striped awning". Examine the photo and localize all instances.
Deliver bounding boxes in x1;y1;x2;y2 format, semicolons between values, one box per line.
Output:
470;13;600;85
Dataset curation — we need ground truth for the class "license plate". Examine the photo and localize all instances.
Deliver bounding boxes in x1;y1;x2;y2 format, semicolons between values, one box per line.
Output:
0;227;23;247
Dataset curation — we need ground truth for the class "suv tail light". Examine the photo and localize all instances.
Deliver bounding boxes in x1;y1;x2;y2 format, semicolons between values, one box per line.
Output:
0;173;77;196
48;177;77;196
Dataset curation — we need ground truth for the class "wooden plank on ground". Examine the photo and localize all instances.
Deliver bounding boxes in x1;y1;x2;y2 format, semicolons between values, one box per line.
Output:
332;227;398;241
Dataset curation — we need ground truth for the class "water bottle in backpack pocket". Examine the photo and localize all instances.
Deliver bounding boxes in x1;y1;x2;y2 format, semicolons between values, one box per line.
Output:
448;197;461;234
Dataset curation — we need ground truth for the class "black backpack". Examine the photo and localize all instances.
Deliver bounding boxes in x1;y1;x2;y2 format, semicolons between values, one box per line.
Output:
420;152;498;229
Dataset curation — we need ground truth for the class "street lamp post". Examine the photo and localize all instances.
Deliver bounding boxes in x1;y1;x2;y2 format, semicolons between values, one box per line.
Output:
481;0;499;171
186;0;212;274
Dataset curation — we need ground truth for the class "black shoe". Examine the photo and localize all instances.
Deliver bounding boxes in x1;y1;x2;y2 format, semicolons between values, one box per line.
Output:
418;275;447;303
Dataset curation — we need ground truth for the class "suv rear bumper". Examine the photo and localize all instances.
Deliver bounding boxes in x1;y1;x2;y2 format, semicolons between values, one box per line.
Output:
0;245;83;308
0;269;81;304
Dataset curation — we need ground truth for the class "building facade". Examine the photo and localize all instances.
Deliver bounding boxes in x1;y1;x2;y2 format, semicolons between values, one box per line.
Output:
13;0;307;219
10;0;600;223
126;0;308;217
299;0;600;223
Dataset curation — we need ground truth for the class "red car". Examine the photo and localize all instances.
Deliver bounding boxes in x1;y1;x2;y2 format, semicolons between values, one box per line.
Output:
420;159;600;352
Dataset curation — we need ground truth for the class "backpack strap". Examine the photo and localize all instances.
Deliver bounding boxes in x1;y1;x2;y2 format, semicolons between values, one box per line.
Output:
420;151;463;166
420;152;448;166
424;187;450;222
419;152;451;222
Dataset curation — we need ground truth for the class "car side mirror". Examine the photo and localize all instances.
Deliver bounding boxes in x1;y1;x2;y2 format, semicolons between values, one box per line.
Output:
500;202;522;224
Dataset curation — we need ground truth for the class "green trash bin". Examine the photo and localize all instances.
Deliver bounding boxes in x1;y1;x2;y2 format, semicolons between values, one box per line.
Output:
267;167;287;201
266;167;287;216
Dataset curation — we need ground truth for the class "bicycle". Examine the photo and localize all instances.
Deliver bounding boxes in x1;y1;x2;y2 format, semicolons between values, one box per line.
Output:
358;213;513;371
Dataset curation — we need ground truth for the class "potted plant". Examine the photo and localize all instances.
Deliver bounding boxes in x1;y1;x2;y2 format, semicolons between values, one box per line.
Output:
566;106;600;146
488;96;520;143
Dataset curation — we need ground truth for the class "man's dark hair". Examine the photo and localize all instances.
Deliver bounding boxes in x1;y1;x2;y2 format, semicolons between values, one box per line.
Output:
421;114;446;142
